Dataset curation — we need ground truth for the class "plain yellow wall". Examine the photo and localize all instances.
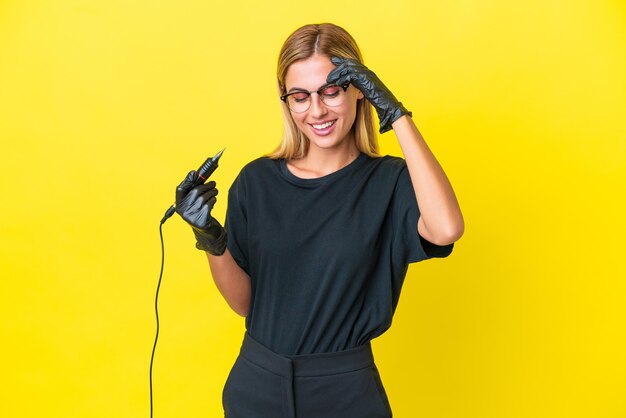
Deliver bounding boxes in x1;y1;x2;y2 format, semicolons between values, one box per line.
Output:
1;0;625;417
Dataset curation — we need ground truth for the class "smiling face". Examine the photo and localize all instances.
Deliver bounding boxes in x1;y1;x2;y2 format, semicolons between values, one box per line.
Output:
284;54;364;153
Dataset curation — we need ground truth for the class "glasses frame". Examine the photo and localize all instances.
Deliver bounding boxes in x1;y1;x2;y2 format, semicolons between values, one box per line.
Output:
280;82;351;113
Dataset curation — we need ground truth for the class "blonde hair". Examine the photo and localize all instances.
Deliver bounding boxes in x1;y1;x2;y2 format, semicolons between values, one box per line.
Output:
267;23;379;160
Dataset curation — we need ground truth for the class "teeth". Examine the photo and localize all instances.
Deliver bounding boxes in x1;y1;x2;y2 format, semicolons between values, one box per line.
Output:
312;120;335;129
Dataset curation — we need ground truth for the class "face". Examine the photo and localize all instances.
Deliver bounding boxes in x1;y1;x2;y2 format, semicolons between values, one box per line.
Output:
284;54;364;152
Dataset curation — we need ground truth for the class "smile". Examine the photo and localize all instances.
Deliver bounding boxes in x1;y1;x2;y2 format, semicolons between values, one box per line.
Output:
309;120;336;129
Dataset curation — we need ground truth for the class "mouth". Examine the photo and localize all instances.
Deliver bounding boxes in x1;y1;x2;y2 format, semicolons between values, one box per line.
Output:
308;119;337;136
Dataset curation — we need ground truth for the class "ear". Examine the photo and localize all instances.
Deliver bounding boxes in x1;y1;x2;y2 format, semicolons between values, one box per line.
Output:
356;89;364;100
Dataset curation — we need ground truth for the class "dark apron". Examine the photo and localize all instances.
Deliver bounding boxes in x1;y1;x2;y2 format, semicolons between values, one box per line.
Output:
222;331;393;418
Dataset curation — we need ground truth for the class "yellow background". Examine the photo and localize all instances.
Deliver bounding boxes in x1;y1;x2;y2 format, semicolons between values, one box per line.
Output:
1;0;625;417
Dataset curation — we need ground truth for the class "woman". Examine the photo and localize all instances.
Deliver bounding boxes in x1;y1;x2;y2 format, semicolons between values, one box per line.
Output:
175;23;464;418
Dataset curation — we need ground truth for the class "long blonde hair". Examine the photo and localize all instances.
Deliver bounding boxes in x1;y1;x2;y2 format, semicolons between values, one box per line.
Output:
267;23;379;160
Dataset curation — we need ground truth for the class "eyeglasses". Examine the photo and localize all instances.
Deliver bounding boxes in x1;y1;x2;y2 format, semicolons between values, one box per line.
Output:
280;83;350;113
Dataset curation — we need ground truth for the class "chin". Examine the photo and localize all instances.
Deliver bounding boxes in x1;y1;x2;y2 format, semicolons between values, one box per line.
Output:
305;128;351;149
307;135;344;150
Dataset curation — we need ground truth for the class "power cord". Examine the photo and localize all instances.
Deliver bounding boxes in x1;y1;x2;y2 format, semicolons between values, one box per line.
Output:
149;149;224;416
150;220;166;417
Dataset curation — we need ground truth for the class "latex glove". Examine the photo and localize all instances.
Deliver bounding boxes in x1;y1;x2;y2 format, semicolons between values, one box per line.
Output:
175;170;227;255
326;56;412;134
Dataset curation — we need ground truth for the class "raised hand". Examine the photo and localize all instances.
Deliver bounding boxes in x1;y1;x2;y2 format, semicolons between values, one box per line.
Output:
326;56;412;134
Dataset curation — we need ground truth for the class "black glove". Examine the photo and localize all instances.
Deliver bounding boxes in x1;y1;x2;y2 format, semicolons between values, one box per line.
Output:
175;170;227;255
326;56;412;134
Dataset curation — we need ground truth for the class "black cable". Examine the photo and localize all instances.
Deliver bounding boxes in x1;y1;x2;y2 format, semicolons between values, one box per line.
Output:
150;150;223;416
150;220;166;417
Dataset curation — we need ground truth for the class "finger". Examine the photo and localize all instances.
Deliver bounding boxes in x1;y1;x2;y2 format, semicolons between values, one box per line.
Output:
192;182;217;195
193;197;217;221
330;56;347;66
197;186;218;203
205;196;217;212
176;170;198;203
344;58;364;69
332;74;352;87
328;66;353;87
327;64;350;85
181;184;217;208
326;65;342;84
185;200;211;228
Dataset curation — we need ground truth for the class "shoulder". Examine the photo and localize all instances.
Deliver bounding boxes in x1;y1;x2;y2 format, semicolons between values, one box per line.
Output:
364;155;408;177
357;155;412;195
239;156;277;174
234;156;279;180
230;156;279;190
378;155;407;169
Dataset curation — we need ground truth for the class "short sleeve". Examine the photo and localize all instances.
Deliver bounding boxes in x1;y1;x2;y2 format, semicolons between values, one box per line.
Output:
225;171;250;274
391;165;453;265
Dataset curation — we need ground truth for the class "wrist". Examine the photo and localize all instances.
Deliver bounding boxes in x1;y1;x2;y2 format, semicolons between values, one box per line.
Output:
379;104;412;134
192;217;227;255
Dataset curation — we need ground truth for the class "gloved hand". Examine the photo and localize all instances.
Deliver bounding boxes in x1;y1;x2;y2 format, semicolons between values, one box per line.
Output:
175;170;227;255
326;56;412;134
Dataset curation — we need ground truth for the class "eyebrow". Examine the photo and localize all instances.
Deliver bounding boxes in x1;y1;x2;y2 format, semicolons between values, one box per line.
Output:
287;82;333;94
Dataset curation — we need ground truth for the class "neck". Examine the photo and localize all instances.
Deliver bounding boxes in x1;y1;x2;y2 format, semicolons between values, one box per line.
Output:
289;140;360;178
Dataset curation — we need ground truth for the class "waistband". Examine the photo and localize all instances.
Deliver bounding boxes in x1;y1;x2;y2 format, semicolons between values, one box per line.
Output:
239;331;375;379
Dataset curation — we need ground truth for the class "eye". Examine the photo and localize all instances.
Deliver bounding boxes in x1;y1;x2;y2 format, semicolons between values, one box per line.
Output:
290;92;310;103
321;86;341;97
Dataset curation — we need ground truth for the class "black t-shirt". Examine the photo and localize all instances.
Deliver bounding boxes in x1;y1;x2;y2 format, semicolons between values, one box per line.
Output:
225;153;453;355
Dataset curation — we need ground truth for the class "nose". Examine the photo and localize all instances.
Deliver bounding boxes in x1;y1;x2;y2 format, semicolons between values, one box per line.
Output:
308;93;328;118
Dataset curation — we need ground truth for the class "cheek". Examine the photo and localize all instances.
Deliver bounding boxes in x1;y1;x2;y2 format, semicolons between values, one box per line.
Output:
342;99;359;123
292;113;307;127
289;113;309;133
345;91;361;115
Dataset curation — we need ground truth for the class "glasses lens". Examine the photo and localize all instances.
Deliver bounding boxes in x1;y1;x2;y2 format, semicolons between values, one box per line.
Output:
284;85;347;112
287;92;310;113
320;85;345;107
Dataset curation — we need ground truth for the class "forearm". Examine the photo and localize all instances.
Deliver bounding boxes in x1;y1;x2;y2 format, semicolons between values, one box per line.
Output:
207;249;251;317
392;115;464;245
